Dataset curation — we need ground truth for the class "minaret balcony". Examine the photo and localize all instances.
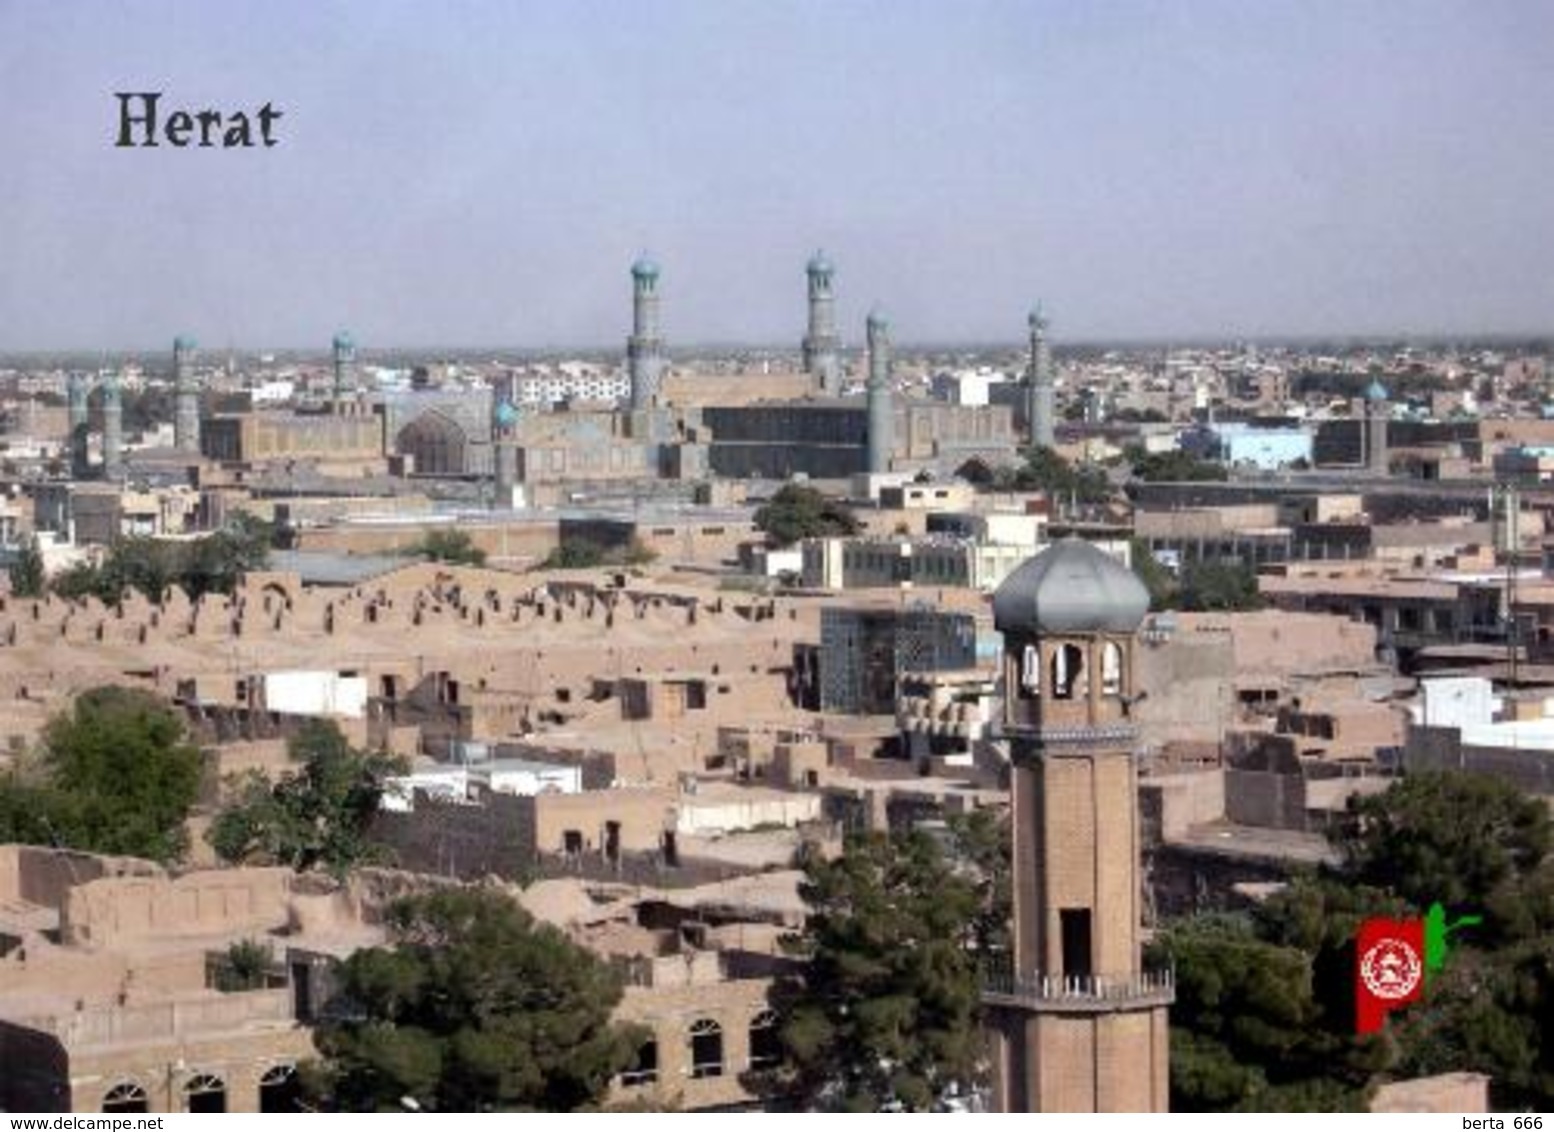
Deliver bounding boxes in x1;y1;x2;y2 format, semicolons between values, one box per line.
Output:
998;722;1139;749
982;964;1174;1014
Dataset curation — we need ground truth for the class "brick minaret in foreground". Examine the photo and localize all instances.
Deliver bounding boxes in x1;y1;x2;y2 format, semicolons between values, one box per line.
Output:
985;538;1172;1112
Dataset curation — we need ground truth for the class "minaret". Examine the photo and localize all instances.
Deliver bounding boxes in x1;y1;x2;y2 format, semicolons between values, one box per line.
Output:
173;336;200;453
985;540;1173;1113
1027;305;1056;449
490;376;520;509
802;250;842;396
67;373;90;478
865;307;892;475
332;331;356;406
1364;378;1389;475
101;370;123;481
627;256;666;410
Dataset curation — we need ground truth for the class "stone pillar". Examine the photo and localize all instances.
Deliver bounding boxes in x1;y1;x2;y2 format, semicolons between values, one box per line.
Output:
102;370;123;480
865;307;892;475
627;257;665;409
802;251;842;396
1027;305;1055;449
173;335;200;453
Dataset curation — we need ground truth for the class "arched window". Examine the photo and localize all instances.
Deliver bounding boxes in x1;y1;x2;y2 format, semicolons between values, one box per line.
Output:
1052;643;1086;700
621;1037;659;1087
748;1009;782;1070
689;1017;724;1079
103;1082;148;1114
184;1074;227;1114
259;1065;300;1114
1020;644;1040;696
1101;641;1123;696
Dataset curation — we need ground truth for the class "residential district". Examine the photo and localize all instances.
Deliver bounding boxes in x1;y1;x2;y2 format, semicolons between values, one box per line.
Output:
0;254;1549;1113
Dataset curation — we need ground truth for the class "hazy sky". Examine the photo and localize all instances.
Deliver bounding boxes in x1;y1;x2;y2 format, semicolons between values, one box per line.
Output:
2;0;1552;349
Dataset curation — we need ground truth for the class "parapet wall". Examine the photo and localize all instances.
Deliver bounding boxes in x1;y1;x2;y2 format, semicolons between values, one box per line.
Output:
62;868;292;948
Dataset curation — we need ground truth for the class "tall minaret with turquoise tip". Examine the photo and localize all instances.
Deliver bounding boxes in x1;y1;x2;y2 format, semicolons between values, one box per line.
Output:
101;369;123;481
332;331;357;405
173;336;200;453
803;250;842;396
865;306;893;474
627;255;666;410
1027;304;1055;449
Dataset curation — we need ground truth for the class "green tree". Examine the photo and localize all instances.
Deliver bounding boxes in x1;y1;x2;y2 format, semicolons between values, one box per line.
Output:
1178;560;1264;612
180;515;273;599
753;484;862;547
1006;446;1111;504
7;536;45;598
313;887;639;1112
1154;914;1379;1111
774;830;984;1111
208;719;406;876
1127;448;1228;483
26;687;203;862
406;528;487;568
1336;771;1552;941
1129;538;1178;611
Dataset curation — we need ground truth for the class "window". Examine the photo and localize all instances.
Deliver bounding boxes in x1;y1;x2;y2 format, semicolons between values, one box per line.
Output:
1020;644;1040;696
259;1065;300;1114
1060;909;1093;978
621;1038;659;1086
183;1074;227;1114
689;1017;724;1079
1101;642;1123;696
103;1082;148;1114
748;1009;782;1070
1051;644;1085;700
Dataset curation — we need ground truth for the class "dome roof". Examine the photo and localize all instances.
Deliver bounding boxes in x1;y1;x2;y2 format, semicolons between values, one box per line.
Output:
173;335;197;351
992;538;1150;636
866;305;889;331
333;331;354;350
1364;378;1389;401
807;249;834;275
493;400;519;427
631;255;660;279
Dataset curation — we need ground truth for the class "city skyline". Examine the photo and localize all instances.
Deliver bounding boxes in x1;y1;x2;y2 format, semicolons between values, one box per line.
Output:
3;0;1553;349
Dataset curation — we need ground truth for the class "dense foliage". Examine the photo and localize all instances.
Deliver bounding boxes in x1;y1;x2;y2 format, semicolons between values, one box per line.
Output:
539;537;656;570
7;536;45;598
404;528;487;567
0;686;203;862
208;719;406;876
773;829;985;1111
1163;771;1554;1111
52;515;272;603
312;888;639;1112
1125;447;1229;483
753;484;862;546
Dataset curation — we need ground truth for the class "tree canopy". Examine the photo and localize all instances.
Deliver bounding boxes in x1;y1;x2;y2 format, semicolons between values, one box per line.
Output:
0;686;203;863
312;887;639;1112
51;515;272;604
773;829;985;1111
405;528;487;567
7;536;45;598
1164;771;1554;1111
753;484;862;547
1126;447;1229;483
208;719;406;876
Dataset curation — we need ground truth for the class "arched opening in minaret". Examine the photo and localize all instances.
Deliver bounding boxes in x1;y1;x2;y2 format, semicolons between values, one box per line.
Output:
1101;642;1123;696
1020;644;1040;696
1051;644;1085;700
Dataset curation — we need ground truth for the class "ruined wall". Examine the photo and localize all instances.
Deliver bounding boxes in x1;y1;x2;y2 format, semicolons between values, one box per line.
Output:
62;869;292;948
